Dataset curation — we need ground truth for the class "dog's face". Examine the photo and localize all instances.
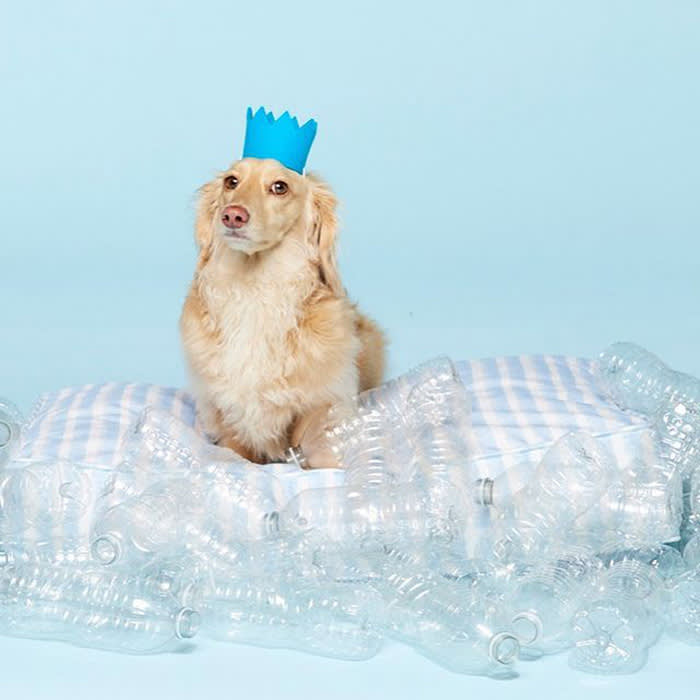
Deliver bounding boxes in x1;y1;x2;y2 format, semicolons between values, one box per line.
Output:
195;158;342;294
204;158;312;256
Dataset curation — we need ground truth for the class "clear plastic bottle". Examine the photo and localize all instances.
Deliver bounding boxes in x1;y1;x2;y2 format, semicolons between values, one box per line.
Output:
574;475;683;545
596;342;680;414
0;540;93;569
118;407;249;474
0;397;22;469
403;366;472;484
666;567;700;645
376;555;519;677
92;472;279;569
683;534;700;568
0;560;201;608
275;481;469;551
202;577;384;661
292;356;468;480
489;433;614;559
504;548;600;655
596;542;686;581
91;478;200;566
654;400;700;480
0;461;99;537
473;461;539;508
0;563;200;653
688;465;700;535
568;560;665;674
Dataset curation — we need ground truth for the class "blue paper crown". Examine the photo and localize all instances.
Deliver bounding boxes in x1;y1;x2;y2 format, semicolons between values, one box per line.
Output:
242;107;317;174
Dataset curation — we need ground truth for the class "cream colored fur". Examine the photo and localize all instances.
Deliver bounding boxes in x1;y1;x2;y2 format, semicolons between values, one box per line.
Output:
180;158;385;464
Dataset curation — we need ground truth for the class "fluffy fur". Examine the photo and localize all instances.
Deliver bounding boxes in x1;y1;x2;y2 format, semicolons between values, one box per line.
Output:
180;157;385;464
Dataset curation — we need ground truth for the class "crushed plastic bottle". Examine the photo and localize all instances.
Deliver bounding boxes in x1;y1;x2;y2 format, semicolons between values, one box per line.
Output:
666;567;700;645
654;400;700;480
488;433;614;559
504;548;600;655
569;560;665;674
376;549;520;677
291;356;470;481
596;343;680;415
118;407;248;474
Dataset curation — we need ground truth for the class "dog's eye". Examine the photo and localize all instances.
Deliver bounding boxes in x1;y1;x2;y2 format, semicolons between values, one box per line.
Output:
223;175;238;190
270;181;288;195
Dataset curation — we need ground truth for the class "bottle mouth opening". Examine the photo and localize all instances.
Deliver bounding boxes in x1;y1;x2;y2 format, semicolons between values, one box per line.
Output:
175;607;201;640
489;632;520;665
474;478;494;506
0;420;14;449
511;611;542;645
263;511;280;536
91;534;121;566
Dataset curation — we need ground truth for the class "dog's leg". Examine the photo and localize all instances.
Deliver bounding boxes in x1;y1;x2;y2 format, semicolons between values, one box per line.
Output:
197;400;262;464
355;313;386;392
289;405;340;469
217;433;261;464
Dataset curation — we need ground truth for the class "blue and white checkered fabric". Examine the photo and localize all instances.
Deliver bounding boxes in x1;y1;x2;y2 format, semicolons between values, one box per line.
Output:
16;354;649;476
9;355;669;546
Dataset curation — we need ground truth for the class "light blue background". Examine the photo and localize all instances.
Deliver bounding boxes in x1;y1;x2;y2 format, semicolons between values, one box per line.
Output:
1;1;699;697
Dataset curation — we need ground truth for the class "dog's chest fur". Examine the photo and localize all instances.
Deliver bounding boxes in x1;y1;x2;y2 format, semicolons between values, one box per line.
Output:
196;242;317;435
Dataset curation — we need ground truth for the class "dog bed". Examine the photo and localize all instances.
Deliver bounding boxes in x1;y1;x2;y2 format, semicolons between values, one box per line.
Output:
9;355;670;545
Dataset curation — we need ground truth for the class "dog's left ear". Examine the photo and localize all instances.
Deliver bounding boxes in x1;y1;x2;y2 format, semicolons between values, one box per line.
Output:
307;173;344;296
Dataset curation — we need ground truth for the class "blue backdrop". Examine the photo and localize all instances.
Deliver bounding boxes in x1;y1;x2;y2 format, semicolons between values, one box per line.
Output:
1;1;699;697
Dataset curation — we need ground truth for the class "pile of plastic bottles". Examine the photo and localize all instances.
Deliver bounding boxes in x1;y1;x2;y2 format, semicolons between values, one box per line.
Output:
0;344;699;678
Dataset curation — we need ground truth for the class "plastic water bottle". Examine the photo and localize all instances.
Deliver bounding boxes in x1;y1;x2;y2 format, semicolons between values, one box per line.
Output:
666;567;700;644
92;478;200;566
0;540;94;569
376;555;519;677
568;560;665;674
202;577;384;660
504;548;600;655
0;397;22;468
682;534;700;568
595;542;686;580
596;343;679;414
472;462;537;509
687;466;700;535
0;559;201;607
118;407;248;474
654;401;700;480
574;476;683;545
275;481;470;551
92;472;279;568
0;563;200;653
0;461;98;537
489;433;614;559
291;356;468;481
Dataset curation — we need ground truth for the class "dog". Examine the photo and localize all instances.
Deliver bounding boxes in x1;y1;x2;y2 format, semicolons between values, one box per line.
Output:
180;157;385;465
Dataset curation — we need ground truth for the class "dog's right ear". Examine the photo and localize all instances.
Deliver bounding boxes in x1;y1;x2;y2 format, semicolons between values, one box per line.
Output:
194;180;218;270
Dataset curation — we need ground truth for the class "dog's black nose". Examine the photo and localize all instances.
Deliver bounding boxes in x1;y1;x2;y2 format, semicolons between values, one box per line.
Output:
222;205;250;229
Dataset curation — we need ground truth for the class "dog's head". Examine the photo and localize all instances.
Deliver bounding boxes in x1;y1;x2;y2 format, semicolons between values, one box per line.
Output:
195;158;341;293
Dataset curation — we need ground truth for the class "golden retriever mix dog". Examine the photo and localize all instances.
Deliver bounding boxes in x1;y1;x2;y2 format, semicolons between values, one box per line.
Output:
180;157;385;465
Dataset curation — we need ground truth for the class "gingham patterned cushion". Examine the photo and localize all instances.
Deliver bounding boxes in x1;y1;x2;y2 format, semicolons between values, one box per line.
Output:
10;355;671;545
